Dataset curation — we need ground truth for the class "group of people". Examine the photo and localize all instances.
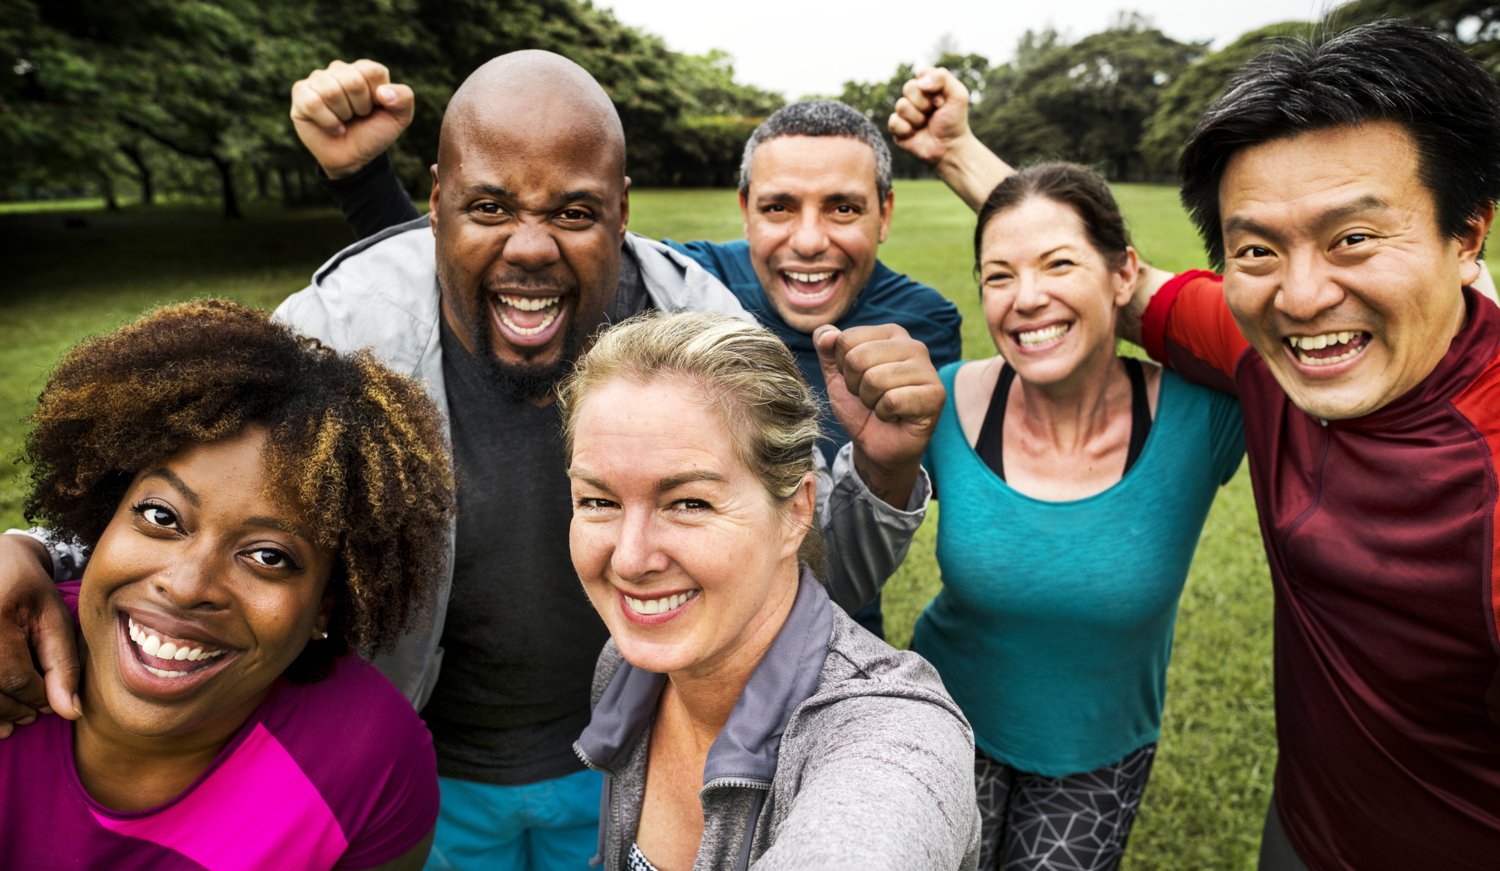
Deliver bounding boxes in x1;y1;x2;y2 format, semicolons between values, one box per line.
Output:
0;17;1496;871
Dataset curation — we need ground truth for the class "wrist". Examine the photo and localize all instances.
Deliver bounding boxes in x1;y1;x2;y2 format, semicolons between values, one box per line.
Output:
852;448;921;508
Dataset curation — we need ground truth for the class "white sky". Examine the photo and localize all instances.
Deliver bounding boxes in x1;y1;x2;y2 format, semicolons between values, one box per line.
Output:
599;0;1341;98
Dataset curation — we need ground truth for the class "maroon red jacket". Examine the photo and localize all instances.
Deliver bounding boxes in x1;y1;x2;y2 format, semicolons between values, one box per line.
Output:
1144;272;1500;870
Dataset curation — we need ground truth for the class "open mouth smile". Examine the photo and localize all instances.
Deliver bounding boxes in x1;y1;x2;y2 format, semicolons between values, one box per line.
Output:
127;616;228;678
1013;322;1071;350
619;589;700;625
116;612;235;695
490;293;569;348
779;269;841;310
1285;330;1370;367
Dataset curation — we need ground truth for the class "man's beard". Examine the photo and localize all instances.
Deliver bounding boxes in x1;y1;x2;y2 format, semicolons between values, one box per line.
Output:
474;306;584;404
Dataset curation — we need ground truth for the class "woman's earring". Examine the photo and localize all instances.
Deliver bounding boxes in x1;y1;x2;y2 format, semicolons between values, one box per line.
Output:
317;630;329;640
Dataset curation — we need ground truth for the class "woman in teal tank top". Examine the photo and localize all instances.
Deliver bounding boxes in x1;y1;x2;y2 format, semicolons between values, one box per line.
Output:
914;163;1244;870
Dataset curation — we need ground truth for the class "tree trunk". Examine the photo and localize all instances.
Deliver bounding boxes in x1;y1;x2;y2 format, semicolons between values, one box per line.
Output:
119;144;155;205
279;164;293;206
214;157;242;219
99;170;119;210
254;164;270;200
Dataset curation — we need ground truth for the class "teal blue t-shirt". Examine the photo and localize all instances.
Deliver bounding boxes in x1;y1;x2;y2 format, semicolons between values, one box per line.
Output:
915;361;1244;776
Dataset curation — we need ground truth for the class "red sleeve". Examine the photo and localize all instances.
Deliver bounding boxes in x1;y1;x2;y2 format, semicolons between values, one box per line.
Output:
1142;270;1250;393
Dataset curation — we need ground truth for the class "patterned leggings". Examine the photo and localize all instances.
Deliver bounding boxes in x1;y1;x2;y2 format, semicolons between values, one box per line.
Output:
974;743;1157;871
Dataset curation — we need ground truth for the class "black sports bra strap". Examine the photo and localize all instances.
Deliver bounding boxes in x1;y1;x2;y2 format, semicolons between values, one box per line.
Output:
1123;356;1153;474
978;359;1152;484
976;364;1017;480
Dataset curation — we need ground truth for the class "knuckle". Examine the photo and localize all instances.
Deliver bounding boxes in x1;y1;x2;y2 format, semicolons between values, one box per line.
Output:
0;670;37;698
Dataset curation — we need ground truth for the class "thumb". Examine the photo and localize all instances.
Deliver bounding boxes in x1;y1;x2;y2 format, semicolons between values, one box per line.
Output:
32;600;81;720
377;83;416;128
813;324;842;379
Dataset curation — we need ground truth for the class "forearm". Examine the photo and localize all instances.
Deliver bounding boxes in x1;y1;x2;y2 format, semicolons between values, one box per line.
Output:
3;528;84;582
816;443;928;613
1119;264;1177;348
322;153;422;241
935;133;1016;213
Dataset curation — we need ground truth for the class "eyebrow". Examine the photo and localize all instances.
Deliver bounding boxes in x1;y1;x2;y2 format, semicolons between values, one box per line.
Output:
1224;195;1391;242
755;191;870;208
462;183;606;208
566;468;728;493
243;516;314;542
656;470;728;491
141;469;200;507
982;244;1077;269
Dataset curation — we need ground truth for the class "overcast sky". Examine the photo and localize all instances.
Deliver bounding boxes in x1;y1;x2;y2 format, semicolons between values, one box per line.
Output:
600;0;1341;98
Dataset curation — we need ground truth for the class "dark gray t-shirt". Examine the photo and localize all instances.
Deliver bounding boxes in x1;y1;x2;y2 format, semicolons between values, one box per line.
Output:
425;250;650;785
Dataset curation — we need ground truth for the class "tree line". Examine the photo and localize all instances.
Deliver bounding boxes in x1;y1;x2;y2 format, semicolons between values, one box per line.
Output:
3;0;1495;217
835;1;1500;186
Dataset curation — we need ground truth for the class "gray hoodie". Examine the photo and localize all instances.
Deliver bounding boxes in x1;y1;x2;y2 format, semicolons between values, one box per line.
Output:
575;569;981;871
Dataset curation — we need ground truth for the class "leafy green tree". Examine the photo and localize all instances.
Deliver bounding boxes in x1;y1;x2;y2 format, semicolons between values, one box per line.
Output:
657;51;782;187
971;14;1204;180
1139;21;1309;176
1328;0;1500;72
5;0;331;216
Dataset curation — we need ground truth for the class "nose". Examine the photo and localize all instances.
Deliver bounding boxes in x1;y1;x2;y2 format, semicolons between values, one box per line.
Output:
609;508;670;581
1013;271;1049;313
789;209;829;259
153;552;228;611
502;220;561;271
1274;252;1343;321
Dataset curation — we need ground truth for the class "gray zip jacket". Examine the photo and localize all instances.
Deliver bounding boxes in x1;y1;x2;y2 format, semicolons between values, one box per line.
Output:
267;217;929;708
575;569;980;871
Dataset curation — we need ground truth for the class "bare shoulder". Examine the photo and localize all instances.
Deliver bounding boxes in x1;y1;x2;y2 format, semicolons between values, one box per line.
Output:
953;358;1003;448
1139;356;1163;417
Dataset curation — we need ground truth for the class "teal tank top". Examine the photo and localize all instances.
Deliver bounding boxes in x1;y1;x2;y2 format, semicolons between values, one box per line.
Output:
916;361;1244;775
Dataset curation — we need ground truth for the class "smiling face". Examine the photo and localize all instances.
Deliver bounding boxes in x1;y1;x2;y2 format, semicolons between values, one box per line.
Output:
567;375;812;681
978;196;1136;388
429;108;628;395
740;136;893;333
1218;121;1489;420
78;427;333;745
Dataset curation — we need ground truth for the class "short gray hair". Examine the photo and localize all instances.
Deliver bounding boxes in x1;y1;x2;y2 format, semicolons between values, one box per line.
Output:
738;100;893;202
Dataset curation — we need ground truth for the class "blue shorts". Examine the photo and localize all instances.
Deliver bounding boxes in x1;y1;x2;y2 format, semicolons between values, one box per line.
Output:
425;768;603;871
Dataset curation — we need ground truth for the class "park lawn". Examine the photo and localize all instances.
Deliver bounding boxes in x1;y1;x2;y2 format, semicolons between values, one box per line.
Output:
4;180;1286;868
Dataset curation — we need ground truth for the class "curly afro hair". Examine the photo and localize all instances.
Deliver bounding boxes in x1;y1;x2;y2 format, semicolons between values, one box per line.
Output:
23;299;455;682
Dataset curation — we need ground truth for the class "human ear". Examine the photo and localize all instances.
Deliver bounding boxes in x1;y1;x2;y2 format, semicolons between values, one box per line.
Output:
781;473;817;562
1457;202;1494;288
1113;247;1141;308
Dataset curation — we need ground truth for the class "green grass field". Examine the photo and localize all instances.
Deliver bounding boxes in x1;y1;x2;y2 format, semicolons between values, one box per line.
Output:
4;182;1278;868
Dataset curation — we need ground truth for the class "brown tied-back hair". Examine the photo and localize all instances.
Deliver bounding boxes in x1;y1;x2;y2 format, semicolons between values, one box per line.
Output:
23;299;456;682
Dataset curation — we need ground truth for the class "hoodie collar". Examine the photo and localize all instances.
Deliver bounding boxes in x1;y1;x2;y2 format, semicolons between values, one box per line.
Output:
574;566;834;785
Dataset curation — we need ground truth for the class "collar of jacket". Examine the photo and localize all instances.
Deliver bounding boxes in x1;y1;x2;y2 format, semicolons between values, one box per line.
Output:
574;565;834;788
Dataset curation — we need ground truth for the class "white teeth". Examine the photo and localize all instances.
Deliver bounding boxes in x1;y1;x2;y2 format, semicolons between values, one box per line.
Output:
494;297;561;336
1287;331;1365;366
501;295;561;311
624;590;700;616
785;271;834;283
1287;331;1361;350
498;294;560;312
144;664;191;679
128;616;227;664
1017;323;1069;348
